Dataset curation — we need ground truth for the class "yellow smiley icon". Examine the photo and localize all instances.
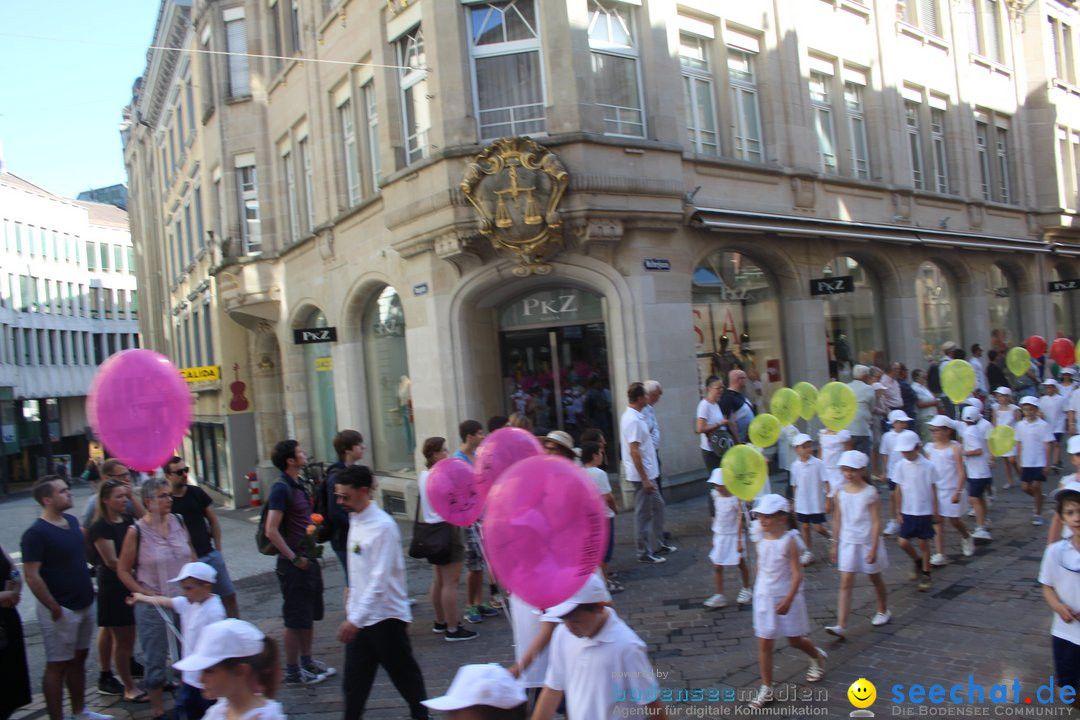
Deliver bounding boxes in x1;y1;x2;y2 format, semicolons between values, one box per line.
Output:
848;678;877;709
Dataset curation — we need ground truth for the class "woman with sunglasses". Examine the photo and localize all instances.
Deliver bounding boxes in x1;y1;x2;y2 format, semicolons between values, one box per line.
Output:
118;477;197;720
88;478;143;702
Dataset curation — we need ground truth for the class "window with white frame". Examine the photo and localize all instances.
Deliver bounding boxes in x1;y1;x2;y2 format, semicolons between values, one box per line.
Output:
975;119;992;200
726;36;763;163
184;71;196;137
290;0;302;53
200;29;215;117
300;137;315;231
680;32;719;155
1059;126;1076;208
235;155;261;254
904;0;940;36
904;99;925;190
961;0;1002;63
929;101;950;193
975;111;1014;204
468;0;546;141
398;27;430;164
225;12;250;98
282;148;300;243
844;74;870;180
270;0;284;75
339;98;361;206
363;81;380;190
1049;15;1076;85
588;0;644;137
809;69;838;175
995;119;1013;204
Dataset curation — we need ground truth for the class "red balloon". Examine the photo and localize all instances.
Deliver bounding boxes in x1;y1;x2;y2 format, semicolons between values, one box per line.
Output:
1026;335;1048;358
1052;337;1076;368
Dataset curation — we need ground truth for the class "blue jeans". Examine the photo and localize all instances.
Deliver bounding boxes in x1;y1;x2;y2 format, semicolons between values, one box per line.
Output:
176;683;213;720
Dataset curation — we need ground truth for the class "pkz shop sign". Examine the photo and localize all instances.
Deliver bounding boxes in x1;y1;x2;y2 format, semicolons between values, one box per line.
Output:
810;275;855;296
293;327;338;345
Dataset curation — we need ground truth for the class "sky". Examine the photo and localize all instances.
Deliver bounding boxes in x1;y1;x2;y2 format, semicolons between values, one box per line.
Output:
0;2;161;199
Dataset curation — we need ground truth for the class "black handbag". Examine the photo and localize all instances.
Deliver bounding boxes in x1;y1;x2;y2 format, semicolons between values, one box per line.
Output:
708;426;736;458
408;495;453;563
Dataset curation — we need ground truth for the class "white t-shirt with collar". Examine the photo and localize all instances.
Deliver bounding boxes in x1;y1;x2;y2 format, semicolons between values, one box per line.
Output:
620;406;658;482
895;456;936;516
172;594;227;688
790;456;826;515
1016;418;1050;468
544;609;656;719
1039;539;1080;646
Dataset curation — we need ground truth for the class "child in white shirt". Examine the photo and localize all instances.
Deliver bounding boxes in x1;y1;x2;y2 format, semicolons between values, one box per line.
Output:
703;469;751;609
1017;396;1053;526
925;415;973;566
879;412;914;536
825;451;889;638
960;405;994;541
1042;379;1067;470
892;432;938;593
993;387;1020;488
789;434;829;565
1039;484;1080;697
818;428;852;515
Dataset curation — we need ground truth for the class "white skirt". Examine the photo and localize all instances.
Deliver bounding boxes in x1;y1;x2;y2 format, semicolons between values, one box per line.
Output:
837;537;888;574
753;591;810;640
937;485;969;518
709;533;741;566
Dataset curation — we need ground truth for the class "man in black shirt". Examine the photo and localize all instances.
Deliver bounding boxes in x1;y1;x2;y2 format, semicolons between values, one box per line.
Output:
165;456;239;618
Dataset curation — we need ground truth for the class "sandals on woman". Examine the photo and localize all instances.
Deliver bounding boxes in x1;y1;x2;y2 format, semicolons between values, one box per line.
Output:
123;691;149;703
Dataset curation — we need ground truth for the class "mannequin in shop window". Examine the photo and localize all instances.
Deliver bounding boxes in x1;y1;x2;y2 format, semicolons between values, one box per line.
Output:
398;376;415;455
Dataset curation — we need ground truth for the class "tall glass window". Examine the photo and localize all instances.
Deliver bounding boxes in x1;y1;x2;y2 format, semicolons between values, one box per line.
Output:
236;160;261;254
821;256;883;380
469;0;545;141
225;15;250;97
988;264;1019;349
398;28;430;164
1052;267;1078;339
810;71;837;174
728;47;763;162
363;287;414;472
915;261;956;364
303;310;338;463
930;106;950;193
680;32;718;155
283;150;299;244
363;81;380;190
905;100;925;190
844;81;870;179
588;0;644;137
339;99;361;206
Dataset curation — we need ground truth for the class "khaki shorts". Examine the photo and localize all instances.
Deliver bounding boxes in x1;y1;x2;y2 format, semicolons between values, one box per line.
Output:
36;602;95;662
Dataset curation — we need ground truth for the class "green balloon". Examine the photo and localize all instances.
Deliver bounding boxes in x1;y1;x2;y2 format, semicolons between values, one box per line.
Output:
988;425;1015;457
770;388;800;426
1006;346;1031;378
816;381;856;432
940;359;976;403
793;382;818;421
748;413;781;448
721;445;768;501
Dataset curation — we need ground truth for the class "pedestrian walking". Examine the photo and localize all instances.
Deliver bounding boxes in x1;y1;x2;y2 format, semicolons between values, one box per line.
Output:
789;434;830;565
1038;484;1080;698
703;470;751;609
880;412;913;537
1017;397;1052;526
926;416;974;565
893;433;937;593
621;382;673;564
993;387;1020;489
960;406;994;541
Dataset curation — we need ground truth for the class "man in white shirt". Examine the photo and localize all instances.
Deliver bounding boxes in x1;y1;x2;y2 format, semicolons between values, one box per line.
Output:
846;365;877;457
335;465;428;720
970;344;989;397
620;382;673;564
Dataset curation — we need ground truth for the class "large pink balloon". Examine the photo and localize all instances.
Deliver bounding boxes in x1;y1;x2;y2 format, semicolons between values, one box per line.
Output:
481;455;609;610
87;350;192;471
474;427;542;499
425;458;482;527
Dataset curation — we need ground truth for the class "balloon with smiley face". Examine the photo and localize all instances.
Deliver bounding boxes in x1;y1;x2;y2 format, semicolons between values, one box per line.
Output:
848;678;877;710
816;381;856;432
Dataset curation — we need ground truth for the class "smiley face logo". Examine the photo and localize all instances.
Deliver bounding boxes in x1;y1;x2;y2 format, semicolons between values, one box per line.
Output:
848;678;876;709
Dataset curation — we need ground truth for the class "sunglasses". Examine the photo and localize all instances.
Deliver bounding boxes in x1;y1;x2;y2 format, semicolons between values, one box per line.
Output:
170;467;190;476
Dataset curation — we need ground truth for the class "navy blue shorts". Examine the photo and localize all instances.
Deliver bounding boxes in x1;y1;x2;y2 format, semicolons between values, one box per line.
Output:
888;480;896;491
796;512;827;525
967;477;992;498
899;514;935;540
1022;467;1046;484
1053;636;1080;693
603;516;615;564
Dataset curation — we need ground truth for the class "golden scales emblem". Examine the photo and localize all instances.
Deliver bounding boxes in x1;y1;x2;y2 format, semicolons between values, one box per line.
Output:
461;137;569;277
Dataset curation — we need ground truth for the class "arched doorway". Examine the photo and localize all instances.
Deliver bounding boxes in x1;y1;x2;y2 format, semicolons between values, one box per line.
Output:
915;260;957;364
496;287;612;444
692;250;782;400
820;255;884;381
300;308;338;464
988;264;1020;350
361;286;414;472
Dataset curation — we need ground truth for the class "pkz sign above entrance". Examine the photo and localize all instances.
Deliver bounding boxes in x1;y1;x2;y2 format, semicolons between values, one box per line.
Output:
809;275;855;296
498;289;604;330
293;327;338;344
1050;278;1080;293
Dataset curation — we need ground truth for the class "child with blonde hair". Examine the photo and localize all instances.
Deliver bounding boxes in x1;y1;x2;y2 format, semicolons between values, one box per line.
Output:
925;415;974;565
703;469;751;608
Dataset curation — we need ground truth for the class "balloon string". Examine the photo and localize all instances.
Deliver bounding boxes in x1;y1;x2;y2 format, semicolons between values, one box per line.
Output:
472;522;512;624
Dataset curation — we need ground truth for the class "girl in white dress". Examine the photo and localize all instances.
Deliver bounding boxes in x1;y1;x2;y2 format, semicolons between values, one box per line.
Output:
817;428;852;514
993;387;1020;488
703;470;751;609
825;451;890;638
748;494;826;709
926;416;974;566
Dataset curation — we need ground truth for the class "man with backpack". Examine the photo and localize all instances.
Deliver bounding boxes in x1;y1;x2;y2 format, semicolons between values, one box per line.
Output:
317;430;365;578
263;440;336;686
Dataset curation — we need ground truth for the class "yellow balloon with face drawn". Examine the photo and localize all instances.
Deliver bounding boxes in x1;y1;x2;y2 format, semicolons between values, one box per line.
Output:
815;381;856;432
748;413;781;448
721;445;768;501
793;382;818;421
769;388;800;427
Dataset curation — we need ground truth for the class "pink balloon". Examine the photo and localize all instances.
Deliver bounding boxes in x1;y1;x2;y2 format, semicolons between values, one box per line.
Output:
474;427;542;498
481;455;609;610
425;458;482;527
87;350;192;472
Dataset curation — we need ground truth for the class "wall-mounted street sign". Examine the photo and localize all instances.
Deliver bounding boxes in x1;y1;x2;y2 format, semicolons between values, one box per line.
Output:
810;275;855;296
643;258;671;272
1049;279;1080;293
180;365;221;383
413;282;429;296
293;327;338;344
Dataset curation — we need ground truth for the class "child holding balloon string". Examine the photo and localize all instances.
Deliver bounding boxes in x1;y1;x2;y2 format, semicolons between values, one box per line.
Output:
925;416;974;565
992;387;1021;489
960;406;994;541
703;469;752;608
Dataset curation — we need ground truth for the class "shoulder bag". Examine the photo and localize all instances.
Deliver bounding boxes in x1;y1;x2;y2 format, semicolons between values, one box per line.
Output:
407;495;453;564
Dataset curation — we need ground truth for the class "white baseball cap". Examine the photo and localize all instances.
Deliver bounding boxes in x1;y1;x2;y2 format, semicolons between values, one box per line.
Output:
791;433;813;447
706;468;725;486
422;664;528;712
928;415;954;428
1069;436;1080;455
541;573;611;620
994;386;1013;396
894;431;919;453
1064;367;1078;376
961;406;981;423
963;397;984;414
173;619;264;671
887;409;913;423
1019;396;1040;407
1044;378;1060;387
168;561;217;585
839;450;868;469
1051;479;1080;502
752;493;790;516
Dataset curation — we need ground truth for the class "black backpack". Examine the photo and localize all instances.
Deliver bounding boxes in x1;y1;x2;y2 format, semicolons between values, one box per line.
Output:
255;482;288;555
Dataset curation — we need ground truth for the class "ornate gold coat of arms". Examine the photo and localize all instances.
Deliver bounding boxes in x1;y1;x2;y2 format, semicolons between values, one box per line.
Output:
460;137;569;276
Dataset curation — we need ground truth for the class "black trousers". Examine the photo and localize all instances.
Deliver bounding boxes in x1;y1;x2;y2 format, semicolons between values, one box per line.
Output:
344;619;428;720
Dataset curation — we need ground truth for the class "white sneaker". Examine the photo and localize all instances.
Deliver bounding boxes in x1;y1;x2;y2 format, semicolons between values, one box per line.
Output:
930;553;948;566
1033;515;1046;527
807;648;827;682
966;507;976;517
736;587;753;604
972;526;992;541
825;624;846;638
75;712;114;720
871;610;892;626
884;519;900;536
704;593;727;608
961;536;975;557
800;550;815;566
983;516;993;529
749;684;774;708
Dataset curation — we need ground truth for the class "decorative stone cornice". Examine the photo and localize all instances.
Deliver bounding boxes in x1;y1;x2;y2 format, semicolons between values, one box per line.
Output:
434;231;486;275
568;218;623;264
317;227;335;262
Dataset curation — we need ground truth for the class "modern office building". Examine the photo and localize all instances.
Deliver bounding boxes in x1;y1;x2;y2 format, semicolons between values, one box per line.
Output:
0;169;140;490
123;0;1080;507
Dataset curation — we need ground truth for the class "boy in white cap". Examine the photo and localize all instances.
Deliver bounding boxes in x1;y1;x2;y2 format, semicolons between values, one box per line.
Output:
532;574;665;720
1038;482;1080;699
129;561;226;720
1060;367;1078;403
826;450;889;637
789;434;829;565
1017;396;1052;526
423;664;527;719
879;411;914;536
1041;379;1067;471
960;405;994;540
893;431;937;592
704;469;751;608
1047;437;1080;545
748;494;826;708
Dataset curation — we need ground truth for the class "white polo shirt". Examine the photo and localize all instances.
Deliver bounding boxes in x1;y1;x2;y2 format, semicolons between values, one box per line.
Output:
960;421;991;479
895;456;936;516
880;429;907;481
790;456;826;515
1015;418;1050;468
1039;540;1080;646
544;609;656;719
346;503;411;629
620;406;658;482
173;594;227;688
